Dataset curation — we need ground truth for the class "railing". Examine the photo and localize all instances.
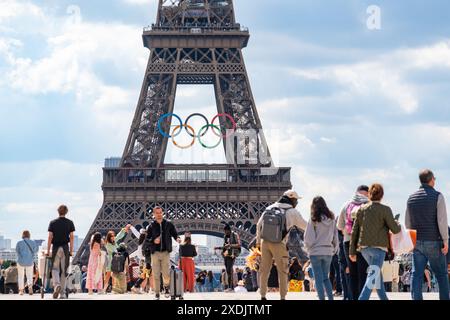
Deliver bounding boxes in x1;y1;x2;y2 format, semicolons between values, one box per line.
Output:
144;24;248;33
102;166;291;186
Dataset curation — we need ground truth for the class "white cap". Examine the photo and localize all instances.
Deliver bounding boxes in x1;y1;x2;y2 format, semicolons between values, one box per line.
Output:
283;190;302;200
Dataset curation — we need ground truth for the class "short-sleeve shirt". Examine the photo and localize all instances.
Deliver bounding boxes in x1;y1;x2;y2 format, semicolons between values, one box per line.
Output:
48;217;75;248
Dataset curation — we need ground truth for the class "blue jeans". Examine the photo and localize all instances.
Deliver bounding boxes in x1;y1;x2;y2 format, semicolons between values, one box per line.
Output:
310;255;334;300
359;247;388;300
331;254;342;293
411;240;449;300
195;284;204;292
338;237;352;300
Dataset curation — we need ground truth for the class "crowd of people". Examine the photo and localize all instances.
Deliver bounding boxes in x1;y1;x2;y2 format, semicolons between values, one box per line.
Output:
252;169;449;300
1;169;450;301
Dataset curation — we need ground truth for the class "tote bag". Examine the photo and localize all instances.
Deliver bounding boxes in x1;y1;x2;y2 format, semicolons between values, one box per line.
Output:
390;225;414;255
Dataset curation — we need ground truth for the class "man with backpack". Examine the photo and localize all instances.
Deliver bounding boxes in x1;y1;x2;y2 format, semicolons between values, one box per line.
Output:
146;206;181;300
337;185;369;300
256;190;307;300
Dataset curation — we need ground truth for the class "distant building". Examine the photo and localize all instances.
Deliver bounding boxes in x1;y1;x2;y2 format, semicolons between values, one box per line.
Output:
197;245;210;256
172;238;249;269
0;250;17;262
206;236;223;254
72;235;84;256
0;235;12;250
74;235;79;252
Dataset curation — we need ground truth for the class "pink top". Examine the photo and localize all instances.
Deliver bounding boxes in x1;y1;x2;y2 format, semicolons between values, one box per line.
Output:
91;242;101;254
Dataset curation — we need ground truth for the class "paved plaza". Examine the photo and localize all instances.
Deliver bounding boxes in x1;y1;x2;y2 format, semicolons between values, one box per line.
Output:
0;292;440;301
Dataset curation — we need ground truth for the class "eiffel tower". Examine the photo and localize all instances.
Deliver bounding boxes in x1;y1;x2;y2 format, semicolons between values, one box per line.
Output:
74;0;292;265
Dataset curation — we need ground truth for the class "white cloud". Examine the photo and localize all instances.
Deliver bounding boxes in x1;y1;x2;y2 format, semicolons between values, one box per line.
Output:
0;3;148;140
404;41;450;69
320;137;337;144
0;0;44;23
176;86;202;98
6;22;146;96
0;160;104;244
290;40;450;115
292;61;419;114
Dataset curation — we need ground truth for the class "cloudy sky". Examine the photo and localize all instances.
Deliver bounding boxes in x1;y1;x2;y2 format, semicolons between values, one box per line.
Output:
1;0;450;245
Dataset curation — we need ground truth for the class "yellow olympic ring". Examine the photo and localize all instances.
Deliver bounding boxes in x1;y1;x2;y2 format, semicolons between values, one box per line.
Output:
171;124;196;149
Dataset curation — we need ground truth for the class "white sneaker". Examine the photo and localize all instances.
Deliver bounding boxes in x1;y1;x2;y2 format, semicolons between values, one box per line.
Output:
131;287;142;294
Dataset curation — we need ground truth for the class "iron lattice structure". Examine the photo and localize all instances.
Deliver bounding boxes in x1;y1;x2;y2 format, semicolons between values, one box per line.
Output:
74;0;292;265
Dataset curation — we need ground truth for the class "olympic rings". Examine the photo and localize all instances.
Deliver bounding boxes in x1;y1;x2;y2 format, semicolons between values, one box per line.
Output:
157;112;236;150
184;113;209;138
158;113;183;138
171;124;196;149
211;113;237;139
198;124;222;149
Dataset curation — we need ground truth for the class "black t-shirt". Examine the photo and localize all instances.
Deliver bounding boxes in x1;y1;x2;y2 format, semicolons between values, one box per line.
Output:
48;217;75;248
180;244;197;258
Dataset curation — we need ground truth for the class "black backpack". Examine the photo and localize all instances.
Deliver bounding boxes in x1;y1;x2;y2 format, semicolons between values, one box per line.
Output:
142;238;152;259
260;207;287;243
111;251;126;273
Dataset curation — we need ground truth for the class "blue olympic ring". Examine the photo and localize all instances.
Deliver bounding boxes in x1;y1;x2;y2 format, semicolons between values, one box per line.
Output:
157;113;183;138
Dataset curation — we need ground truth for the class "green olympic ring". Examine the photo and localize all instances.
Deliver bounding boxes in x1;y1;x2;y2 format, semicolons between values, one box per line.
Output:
197;124;223;149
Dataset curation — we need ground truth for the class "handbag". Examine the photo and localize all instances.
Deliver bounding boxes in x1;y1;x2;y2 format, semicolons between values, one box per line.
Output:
390;225;414;254
382;260;400;283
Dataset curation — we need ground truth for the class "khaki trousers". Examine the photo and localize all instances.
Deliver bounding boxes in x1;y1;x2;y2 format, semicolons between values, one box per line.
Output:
259;241;289;299
112;272;127;294
151;251;170;294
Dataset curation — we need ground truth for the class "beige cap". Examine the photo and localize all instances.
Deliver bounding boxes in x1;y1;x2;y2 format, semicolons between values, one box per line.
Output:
283;190;302;200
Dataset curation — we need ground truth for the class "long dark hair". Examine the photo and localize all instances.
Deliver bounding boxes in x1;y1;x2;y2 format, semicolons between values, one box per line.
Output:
207;271;214;282
91;232;102;249
184;237;192;245
311;196;334;222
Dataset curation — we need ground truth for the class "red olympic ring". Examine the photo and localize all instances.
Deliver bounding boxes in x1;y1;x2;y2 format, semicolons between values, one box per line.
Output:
211;113;237;139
